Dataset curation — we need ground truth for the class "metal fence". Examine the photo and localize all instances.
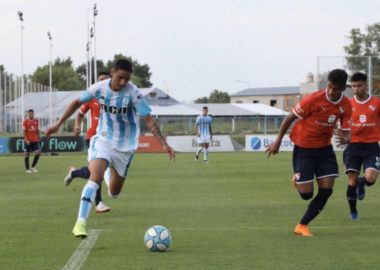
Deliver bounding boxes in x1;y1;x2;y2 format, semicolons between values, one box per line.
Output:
0;70;59;133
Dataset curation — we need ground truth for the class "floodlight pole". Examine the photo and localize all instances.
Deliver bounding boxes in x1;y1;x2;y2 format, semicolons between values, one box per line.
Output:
48;31;53;126
368;56;372;96
18;11;25;123
93;4;98;79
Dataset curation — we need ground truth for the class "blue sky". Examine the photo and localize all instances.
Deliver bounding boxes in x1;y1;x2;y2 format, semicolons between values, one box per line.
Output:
1;0;379;101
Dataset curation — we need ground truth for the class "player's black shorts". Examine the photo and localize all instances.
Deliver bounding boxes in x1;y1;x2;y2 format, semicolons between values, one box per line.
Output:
343;142;380;173
24;141;41;153
293;145;339;184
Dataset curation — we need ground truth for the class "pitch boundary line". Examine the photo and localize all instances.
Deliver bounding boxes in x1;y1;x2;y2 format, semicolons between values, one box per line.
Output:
61;229;102;270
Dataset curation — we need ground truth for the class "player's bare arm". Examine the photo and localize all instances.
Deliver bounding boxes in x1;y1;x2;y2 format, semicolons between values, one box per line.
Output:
209;125;213;140
144;115;175;161
73;113;84;136
23;130;30;145
266;112;298;157
45;98;82;137
335;128;351;146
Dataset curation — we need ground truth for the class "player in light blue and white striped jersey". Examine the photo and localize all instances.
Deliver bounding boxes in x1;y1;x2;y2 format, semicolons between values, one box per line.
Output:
46;59;175;238
195;106;213;162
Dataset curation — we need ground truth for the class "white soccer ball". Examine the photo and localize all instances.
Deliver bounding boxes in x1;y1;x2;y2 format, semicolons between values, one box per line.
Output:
144;225;172;252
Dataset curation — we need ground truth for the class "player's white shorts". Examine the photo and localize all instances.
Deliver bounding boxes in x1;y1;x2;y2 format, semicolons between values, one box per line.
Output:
197;135;211;144
88;138;134;178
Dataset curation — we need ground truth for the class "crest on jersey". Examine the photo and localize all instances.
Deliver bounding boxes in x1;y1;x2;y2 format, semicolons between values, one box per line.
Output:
339;106;345;114
369;105;375;111
328;115;336;123
359;114;367;123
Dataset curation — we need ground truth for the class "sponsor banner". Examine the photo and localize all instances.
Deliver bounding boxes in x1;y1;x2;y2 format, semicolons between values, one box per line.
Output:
245;134;345;152
246;135;294;152
137;135;166;153
0;138;9;155
8;136;85;153
167;135;235;152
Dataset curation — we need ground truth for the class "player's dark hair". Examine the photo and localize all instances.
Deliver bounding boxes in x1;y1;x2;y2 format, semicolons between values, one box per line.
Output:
113;59;133;73
351;72;367;82
97;71;110;77
202;106;208;110
327;69;348;88
27;109;34;113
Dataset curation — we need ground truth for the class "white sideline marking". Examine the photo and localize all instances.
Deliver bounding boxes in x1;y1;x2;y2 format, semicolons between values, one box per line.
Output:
62;230;101;270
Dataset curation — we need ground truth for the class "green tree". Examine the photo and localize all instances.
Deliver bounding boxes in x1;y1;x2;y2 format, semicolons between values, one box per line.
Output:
194;96;209;103
194;90;230;103
31;57;85;90
76;59;107;84
344;23;380;95
105;54;153;88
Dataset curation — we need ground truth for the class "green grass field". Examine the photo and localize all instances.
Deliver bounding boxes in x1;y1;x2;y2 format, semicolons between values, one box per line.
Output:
0;152;380;270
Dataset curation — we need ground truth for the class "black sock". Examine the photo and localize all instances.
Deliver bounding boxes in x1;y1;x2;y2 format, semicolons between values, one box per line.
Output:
24;157;30;170
71;167;91;179
31;155;40;168
346;185;357;214
95;184;102;205
300;188;333;225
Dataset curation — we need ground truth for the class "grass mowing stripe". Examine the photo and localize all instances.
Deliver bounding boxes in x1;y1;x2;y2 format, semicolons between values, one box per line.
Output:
61;230;102;270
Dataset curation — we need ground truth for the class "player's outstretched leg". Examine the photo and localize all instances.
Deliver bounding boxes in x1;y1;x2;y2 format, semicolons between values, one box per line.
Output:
72;180;99;238
195;147;202;161
64;166;90;186
295;188;333;236
31;153;40;172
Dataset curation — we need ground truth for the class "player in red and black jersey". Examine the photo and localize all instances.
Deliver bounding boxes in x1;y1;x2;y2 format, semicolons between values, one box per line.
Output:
23;109;41;173
266;69;352;236
344;72;380;220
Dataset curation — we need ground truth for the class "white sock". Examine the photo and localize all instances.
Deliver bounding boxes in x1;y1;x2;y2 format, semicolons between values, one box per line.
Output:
77;180;99;222
104;167;111;188
196;147;203;156
204;148;209;160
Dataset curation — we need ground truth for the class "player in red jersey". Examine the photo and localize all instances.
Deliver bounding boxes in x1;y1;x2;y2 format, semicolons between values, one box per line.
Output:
64;71;112;213
266;69;352;236
343;72;380;220
23;109;41;173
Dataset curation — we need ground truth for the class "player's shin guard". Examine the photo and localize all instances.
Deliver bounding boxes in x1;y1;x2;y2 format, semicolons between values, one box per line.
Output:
300;188;333;225
346;185;357;214
77;180;99;221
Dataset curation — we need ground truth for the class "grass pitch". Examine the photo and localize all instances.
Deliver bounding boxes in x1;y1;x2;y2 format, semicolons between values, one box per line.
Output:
0;152;379;269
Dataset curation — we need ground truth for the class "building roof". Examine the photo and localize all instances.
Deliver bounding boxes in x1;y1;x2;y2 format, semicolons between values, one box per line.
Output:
231;86;299;97
187;103;288;116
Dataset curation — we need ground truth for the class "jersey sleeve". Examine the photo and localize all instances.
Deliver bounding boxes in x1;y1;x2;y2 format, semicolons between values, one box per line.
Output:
195;116;200;125
293;94;313;119
22;120;27;131
340;101;352;130
132;87;151;117
80;81;103;103
79;102;90;115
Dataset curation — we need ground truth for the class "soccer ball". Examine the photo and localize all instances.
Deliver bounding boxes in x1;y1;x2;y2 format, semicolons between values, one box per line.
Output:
144;225;172;252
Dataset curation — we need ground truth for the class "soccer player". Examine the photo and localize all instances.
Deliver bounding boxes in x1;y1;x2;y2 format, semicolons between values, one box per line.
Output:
266;69;352;237
45;59;175;238
64;71;112;214
344;72;380;220
23;109;41;173
195;106;213;162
